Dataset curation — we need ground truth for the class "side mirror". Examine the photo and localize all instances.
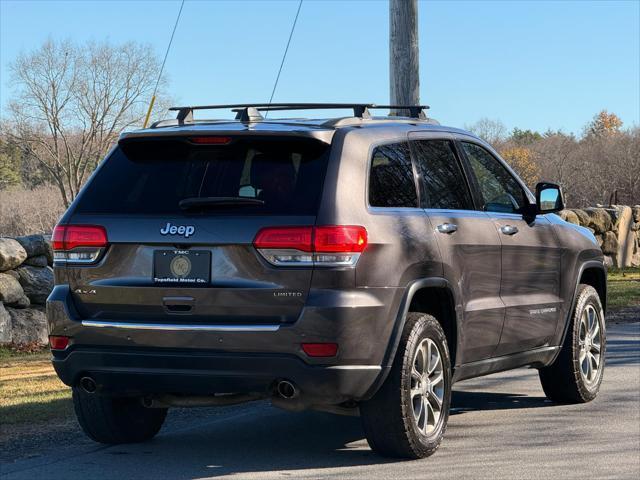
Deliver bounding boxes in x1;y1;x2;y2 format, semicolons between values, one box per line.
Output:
535;182;564;214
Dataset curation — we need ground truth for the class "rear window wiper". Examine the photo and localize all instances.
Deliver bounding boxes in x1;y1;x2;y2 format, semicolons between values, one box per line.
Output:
179;196;265;210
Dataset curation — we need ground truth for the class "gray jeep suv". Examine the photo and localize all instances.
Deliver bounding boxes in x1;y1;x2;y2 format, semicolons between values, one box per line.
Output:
46;103;607;459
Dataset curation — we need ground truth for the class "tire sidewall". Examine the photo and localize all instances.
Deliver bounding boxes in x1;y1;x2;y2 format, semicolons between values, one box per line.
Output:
401;314;452;452
571;286;606;400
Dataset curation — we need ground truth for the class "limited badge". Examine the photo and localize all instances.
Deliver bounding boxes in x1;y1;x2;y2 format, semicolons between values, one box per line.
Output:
170;255;192;278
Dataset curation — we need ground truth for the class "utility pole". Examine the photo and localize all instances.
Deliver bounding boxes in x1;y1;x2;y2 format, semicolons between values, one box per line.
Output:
389;0;420;116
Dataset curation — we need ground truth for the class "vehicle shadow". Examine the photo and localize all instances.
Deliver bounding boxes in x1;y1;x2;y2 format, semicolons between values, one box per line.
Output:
603;337;640;365
70;388;561;480
102;408;389;479
450;389;552;415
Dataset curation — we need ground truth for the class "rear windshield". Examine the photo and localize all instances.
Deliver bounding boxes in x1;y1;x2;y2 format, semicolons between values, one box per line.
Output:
74;136;329;215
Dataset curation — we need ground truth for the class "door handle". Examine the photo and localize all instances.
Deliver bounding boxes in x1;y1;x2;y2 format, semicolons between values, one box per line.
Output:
500;225;519;235
436;223;458;234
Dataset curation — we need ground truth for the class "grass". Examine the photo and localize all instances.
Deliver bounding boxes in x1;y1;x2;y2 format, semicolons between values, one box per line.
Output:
607;267;640;310
0;348;73;435
0;268;638;434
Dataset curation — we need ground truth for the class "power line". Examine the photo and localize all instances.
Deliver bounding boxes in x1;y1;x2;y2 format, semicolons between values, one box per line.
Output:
143;0;186;128
265;0;303;118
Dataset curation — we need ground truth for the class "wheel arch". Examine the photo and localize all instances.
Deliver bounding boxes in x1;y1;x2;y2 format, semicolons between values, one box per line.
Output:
408;286;458;369
579;265;607;315
362;277;460;399
549;260;607;366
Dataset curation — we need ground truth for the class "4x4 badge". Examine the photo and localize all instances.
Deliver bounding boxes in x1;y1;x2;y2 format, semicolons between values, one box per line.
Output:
160;222;195;238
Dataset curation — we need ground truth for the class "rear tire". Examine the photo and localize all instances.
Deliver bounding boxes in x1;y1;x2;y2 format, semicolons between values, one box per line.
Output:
360;312;452;459
539;284;606;403
73;388;167;444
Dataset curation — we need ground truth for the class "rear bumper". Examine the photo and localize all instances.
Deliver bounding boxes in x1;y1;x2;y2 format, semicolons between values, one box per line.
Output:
47;285;402;404
52;347;383;403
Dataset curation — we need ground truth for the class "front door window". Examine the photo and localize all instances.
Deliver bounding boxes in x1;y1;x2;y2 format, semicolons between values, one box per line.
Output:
461;142;527;214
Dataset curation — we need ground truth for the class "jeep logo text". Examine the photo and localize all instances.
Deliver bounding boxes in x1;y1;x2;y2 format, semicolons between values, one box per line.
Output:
160;222;195;238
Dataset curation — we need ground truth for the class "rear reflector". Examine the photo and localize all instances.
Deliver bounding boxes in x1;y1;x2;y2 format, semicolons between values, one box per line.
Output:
301;343;338;357
49;336;70;350
52;225;108;264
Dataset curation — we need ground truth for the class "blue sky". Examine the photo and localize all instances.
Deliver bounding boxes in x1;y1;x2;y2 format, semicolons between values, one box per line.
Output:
1;0;638;135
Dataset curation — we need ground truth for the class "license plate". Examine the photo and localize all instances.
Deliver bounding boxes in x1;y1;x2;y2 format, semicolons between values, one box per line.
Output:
153;250;211;285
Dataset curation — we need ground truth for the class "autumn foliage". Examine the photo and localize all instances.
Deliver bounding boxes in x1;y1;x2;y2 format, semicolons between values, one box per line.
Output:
588;110;624;136
499;146;541;188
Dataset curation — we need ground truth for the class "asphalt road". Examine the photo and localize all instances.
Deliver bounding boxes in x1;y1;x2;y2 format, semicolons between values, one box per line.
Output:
2;322;639;480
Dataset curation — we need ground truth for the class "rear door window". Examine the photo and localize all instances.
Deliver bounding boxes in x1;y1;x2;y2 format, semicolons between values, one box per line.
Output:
74;137;329;215
410;139;473;210
368;142;418;208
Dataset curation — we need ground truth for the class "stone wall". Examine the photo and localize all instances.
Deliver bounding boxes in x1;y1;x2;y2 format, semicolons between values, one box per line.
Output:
0;235;53;346
558;205;640;268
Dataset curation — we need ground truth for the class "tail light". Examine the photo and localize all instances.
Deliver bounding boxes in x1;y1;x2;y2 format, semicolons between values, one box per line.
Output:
52;225;108;264
253;225;367;267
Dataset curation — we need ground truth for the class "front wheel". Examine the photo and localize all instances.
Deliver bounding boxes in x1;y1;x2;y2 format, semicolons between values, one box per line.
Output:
539;284;606;403
360;312;452;459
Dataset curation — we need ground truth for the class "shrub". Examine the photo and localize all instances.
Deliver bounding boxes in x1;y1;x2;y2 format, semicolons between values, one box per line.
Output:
0;185;64;236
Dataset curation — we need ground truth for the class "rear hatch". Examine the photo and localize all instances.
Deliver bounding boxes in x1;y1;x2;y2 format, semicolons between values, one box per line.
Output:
62;134;330;325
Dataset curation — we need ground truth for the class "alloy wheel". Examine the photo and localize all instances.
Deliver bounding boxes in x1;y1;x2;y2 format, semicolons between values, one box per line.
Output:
410;338;445;435
578;304;603;386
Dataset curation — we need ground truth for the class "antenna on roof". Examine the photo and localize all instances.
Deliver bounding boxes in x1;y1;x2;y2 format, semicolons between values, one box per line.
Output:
142;0;186;128
265;0;304;119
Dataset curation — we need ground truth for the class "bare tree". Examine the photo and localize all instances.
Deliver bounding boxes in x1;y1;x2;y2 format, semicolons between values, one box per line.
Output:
465;118;507;147
573;127;640;206
4;39;169;206
617;127;640;204
532;132;577;188
526;124;639;207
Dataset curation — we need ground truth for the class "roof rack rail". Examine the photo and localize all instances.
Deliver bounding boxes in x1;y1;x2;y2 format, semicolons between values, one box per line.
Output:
164;103;431;126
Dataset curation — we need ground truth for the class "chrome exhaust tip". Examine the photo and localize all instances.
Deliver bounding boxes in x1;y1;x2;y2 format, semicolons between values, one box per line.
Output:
276;380;298;399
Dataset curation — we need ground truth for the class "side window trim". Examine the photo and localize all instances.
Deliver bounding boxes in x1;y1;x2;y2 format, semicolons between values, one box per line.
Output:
366;137;422;210
451;139;485;212
407;133;477;212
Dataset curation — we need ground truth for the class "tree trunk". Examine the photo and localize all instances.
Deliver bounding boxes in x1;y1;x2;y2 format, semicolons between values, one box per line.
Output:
389;0;420;116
